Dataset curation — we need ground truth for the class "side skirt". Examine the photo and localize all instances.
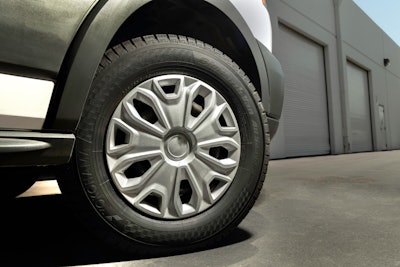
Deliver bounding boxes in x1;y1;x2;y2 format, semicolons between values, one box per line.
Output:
0;131;75;167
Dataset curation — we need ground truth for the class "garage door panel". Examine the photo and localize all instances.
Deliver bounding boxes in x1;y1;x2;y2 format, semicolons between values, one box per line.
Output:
271;24;330;158
347;62;373;152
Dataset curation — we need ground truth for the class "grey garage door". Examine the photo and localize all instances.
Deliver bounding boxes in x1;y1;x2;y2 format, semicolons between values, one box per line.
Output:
270;25;330;159
347;61;373;152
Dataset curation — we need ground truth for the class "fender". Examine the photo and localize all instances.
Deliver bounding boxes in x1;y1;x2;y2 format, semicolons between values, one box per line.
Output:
207;0;283;124
49;0;282;132
206;0;283;134
48;0;151;131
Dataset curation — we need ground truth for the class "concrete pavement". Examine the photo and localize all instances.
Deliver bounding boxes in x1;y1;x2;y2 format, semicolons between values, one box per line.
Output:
7;150;400;266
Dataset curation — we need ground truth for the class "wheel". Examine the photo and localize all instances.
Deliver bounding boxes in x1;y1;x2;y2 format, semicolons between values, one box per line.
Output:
59;34;269;255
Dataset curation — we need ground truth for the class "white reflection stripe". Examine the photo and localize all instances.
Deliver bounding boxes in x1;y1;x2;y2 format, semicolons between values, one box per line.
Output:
230;0;273;51
0;73;54;129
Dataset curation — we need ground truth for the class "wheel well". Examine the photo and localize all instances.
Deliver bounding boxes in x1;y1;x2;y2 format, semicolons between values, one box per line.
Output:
108;0;261;94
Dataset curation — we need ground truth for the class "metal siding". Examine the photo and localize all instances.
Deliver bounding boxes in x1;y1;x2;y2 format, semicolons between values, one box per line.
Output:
347;62;373;152
271;25;330;158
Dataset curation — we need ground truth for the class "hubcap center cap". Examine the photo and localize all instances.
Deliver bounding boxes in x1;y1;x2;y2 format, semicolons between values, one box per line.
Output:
167;135;190;159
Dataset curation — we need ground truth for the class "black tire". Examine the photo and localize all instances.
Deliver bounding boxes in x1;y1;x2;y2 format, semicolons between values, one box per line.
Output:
58;34;269;255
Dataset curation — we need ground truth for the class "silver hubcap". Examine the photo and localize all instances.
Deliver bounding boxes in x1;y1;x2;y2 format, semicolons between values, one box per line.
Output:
105;74;241;219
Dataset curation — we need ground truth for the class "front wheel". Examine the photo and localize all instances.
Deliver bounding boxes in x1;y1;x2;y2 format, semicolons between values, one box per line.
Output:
59;35;269;255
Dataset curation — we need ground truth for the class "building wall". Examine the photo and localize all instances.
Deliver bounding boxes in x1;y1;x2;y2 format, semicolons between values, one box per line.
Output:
267;0;400;158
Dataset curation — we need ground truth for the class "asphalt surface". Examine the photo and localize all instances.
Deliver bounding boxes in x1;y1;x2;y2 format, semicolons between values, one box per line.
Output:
4;150;400;267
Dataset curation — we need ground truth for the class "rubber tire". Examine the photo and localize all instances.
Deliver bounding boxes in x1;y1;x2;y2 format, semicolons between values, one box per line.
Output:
58;34;269;256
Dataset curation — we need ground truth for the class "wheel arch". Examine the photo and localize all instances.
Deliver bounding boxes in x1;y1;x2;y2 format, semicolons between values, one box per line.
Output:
108;0;264;95
48;0;269;131
47;0;152;131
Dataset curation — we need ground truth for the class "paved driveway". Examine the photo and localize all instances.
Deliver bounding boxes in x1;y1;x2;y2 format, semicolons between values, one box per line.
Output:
5;150;400;267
